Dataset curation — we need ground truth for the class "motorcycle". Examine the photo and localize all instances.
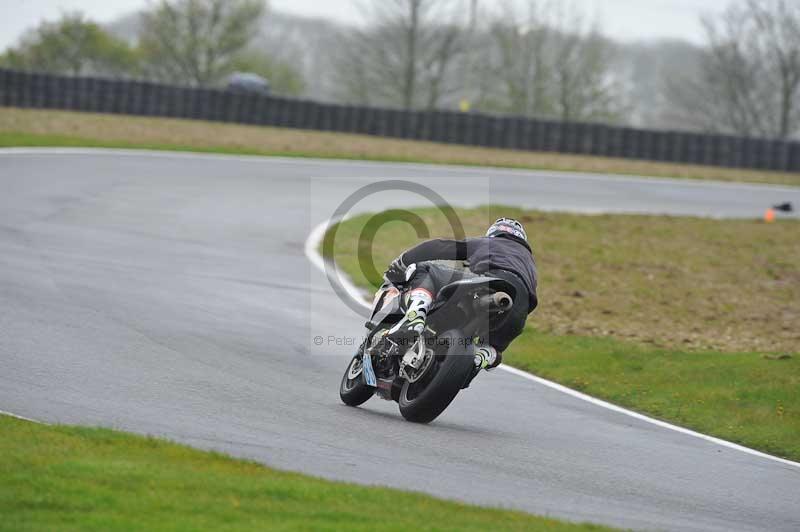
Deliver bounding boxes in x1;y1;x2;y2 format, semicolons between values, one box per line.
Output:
339;265;515;423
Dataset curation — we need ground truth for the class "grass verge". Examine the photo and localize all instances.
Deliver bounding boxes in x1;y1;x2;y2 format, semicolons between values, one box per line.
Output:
0;415;612;531
1;107;799;186
326;207;800;461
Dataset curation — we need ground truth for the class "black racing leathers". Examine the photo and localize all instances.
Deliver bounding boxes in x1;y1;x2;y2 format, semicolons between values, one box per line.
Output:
400;235;538;312
399;235;538;353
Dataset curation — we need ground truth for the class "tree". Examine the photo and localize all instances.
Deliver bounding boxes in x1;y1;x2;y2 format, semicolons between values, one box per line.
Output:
549;15;621;122
487;1;553;116
666;0;800;139
480;1;623;122
332;0;464;109
0;13;138;77
138;0;266;86
749;0;800;139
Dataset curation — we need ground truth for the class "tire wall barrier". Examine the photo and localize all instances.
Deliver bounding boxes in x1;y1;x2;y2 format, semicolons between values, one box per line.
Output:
1;68;798;171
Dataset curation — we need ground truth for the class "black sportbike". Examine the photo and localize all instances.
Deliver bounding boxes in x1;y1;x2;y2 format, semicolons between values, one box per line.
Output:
339;268;515;423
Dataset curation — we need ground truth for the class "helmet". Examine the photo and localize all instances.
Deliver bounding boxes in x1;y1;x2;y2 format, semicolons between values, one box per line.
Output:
486;217;527;242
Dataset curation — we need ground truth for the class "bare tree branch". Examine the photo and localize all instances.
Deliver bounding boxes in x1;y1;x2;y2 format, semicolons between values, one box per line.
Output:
481;1;624;122
332;0;464;110
666;0;800;139
139;0;265;86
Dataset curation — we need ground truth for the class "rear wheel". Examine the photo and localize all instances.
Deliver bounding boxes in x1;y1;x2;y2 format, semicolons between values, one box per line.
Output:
339;354;374;406
398;330;475;423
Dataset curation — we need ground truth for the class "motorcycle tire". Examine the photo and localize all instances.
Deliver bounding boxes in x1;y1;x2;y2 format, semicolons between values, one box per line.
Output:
339;353;375;406
398;329;475;423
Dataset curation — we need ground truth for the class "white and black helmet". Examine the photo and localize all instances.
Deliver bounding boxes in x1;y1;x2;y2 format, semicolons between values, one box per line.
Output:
486;218;527;242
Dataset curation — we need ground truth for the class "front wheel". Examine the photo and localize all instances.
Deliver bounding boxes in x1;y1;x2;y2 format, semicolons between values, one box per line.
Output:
339;353;374;406
398;330;475;423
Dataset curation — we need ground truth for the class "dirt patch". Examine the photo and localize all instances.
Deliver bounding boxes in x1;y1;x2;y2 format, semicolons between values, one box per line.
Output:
332;208;800;353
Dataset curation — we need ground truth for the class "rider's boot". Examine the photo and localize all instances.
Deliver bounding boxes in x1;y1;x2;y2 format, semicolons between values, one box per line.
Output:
463;345;502;389
473;345;501;370
388;287;432;348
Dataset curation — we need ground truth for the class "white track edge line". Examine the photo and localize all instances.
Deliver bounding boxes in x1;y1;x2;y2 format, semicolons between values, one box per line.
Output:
306;218;800;470
0;409;44;424
304;216;367;305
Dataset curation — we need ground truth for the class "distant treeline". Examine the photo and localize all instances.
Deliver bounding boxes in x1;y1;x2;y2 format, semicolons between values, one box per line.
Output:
2;0;799;141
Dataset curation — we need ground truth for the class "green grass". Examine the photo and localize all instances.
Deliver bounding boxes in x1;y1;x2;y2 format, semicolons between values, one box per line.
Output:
0;415;612;531
325;207;800;461
505;329;798;460
0;131;389;162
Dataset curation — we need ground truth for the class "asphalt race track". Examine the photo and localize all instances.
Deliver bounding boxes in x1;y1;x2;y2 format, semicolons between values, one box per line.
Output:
1;149;799;531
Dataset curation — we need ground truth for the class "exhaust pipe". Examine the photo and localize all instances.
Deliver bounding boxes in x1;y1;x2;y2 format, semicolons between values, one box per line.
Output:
476;291;513;312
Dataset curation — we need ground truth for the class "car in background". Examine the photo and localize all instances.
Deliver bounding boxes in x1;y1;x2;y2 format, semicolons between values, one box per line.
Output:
226;72;270;95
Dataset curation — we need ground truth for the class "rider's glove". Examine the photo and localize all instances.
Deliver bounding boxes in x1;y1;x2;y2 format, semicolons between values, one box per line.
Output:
384;255;408;284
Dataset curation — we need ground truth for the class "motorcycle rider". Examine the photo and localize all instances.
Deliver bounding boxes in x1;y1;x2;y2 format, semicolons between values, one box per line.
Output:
384;218;538;372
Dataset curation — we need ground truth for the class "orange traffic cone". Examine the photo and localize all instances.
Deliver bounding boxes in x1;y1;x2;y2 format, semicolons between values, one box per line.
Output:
764;208;776;223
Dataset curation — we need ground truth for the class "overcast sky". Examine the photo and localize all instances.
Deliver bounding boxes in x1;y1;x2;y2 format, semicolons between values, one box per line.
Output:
2;0;734;51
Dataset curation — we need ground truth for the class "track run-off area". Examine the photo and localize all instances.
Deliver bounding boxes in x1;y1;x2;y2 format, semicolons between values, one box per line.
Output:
1;148;799;531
